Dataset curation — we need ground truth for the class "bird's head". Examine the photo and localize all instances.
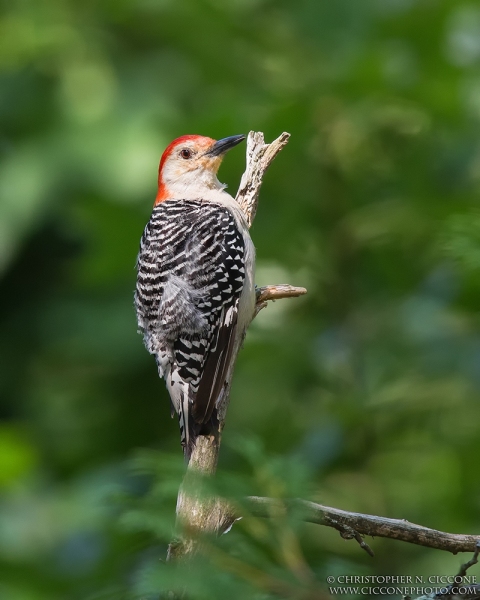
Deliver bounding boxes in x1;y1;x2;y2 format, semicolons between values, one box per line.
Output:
155;134;245;204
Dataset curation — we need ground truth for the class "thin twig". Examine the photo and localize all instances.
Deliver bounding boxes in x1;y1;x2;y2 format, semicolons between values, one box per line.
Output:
405;541;480;599
328;518;375;557
254;284;307;316
256;284;308;303
457;541;480;578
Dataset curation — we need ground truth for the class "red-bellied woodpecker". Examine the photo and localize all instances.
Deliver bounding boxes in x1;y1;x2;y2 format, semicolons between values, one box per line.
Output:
135;134;255;460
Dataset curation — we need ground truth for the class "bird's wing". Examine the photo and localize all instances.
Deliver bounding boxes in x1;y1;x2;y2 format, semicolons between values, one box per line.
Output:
135;199;246;456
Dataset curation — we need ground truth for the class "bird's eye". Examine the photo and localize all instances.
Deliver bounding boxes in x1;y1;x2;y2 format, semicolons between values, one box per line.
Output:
180;148;192;159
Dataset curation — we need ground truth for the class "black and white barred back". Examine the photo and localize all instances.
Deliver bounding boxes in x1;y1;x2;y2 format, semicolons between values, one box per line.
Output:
135;199;246;458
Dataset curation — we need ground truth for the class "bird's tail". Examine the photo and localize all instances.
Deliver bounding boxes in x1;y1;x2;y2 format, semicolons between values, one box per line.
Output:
163;361;220;462
178;389;221;462
180;401;219;462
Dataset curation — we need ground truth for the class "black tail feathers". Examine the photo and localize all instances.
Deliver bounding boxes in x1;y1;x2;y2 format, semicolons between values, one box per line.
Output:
181;410;220;463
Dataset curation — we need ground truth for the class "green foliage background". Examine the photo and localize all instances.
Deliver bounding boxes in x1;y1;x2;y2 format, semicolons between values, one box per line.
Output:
1;0;480;598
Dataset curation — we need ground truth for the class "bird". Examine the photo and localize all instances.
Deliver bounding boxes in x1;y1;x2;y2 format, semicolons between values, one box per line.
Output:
135;134;255;460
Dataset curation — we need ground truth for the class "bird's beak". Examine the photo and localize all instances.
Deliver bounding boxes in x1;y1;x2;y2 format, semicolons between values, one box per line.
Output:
206;134;246;157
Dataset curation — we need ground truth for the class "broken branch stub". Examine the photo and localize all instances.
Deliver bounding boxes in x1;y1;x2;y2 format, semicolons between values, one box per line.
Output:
236;131;291;227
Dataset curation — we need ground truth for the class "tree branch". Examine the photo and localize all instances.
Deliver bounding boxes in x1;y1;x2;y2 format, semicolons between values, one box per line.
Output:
233;497;480;555
255;284;307;316
168;131;297;559
236;131;291;227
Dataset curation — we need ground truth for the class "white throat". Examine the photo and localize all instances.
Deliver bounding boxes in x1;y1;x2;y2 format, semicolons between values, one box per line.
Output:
164;166;226;200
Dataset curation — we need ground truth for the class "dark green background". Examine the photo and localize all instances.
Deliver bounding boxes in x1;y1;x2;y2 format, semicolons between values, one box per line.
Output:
1;0;480;598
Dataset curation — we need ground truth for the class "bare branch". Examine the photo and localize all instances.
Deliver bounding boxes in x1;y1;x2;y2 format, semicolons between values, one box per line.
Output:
236;131;291;227
238;497;480;555
170;492;480;596
254;284;307;316
256;284;308;303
